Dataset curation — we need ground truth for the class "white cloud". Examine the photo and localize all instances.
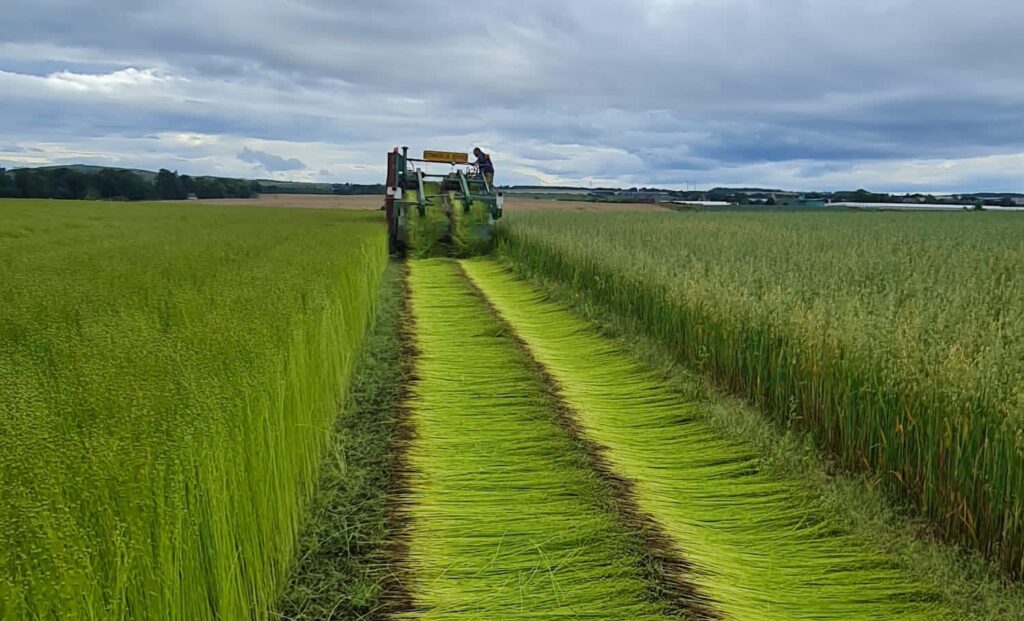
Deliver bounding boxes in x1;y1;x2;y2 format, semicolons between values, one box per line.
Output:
158;132;222;148
803;153;1024;193
44;67;170;93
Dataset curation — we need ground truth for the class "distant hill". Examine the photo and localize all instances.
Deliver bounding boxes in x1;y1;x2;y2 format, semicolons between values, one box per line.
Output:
964;192;1024;199
13;164;160;182
7;164;258;185
0;164;386;200
4;165;330;192
708;187;784;194
6;165;375;195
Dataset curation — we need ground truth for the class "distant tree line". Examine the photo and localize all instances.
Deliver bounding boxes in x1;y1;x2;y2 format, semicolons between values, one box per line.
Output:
680;188;997;207
0;167;261;201
331;182;387;196
153;169;258;200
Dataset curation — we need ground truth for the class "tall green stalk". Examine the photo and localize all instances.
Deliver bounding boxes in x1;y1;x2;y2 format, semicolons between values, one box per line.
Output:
278;263;407;620
0;200;387;620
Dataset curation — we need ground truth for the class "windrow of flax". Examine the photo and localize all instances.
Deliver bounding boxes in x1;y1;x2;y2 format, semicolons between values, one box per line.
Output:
464;258;944;620
496;211;1024;576
400;259;683;620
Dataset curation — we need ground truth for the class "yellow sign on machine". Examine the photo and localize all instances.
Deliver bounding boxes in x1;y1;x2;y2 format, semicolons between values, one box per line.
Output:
423;150;469;164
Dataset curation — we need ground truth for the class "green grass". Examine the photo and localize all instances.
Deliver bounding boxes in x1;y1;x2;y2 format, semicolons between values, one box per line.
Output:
277;262;408;620
401;259;681;619
496;211;1024;576
464;258;945;620
0;199;387;620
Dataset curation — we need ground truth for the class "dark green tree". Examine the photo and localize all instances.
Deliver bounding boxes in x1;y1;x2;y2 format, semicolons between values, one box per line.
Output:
13;169;48;198
95;168;153;200
194;178;226;199
154;169;185;200
0;168;15;197
235;182;252;199
49;168;90;199
180;175;196;196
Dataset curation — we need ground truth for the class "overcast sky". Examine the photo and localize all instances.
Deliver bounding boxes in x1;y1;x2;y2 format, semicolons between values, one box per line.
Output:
2;0;1023;192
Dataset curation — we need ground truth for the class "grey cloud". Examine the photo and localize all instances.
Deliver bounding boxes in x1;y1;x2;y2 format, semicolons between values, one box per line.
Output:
516;146;571;162
3;0;1024;191
237;147;306;172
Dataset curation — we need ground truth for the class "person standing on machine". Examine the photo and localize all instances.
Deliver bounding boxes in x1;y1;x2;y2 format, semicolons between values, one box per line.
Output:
473;147;495;188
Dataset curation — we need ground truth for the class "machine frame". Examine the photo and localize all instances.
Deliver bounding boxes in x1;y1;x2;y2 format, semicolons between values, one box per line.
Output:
385;146;504;254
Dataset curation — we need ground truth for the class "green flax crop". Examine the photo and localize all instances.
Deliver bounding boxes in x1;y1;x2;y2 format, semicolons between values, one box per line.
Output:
464;258;945;621
402;259;679;620
405;182;450;258
497;211;1024;576
405;183;494;258
0;200;387;620
278;263;407;620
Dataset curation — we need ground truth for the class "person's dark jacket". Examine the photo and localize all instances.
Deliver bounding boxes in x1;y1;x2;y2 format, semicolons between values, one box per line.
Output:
476;152;494;174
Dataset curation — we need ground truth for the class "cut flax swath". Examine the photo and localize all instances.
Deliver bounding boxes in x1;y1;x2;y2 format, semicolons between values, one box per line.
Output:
495;212;1024;576
463;258;945;621
405;184;494;259
450;196;494;257
401;259;681;620
404;182;451;258
457;262;718;620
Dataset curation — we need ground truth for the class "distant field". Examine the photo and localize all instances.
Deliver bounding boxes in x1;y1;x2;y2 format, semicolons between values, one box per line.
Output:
504;197;668;212
182;193;385;209
182;193;668;212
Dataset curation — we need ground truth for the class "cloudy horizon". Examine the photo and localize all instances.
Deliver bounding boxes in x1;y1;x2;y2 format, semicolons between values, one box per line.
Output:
2;0;1023;193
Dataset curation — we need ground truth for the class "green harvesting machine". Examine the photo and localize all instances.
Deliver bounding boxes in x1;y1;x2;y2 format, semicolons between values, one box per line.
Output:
385;147;504;257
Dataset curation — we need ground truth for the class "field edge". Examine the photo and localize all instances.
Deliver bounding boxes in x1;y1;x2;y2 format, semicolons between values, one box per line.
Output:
276;261;411;620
